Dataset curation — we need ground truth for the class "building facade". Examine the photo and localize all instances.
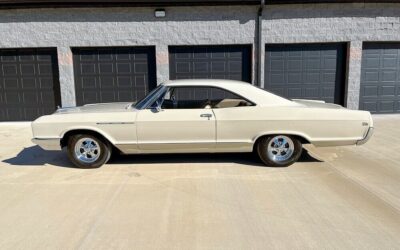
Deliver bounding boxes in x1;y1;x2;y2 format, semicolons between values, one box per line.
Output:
0;0;400;121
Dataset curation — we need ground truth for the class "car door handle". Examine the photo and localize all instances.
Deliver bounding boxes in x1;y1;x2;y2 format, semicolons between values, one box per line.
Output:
200;113;212;118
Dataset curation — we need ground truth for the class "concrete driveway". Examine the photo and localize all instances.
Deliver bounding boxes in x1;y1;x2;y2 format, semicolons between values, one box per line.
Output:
0;115;400;249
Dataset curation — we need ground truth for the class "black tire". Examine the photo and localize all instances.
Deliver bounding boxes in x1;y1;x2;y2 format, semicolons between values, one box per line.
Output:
257;135;302;167
66;134;111;168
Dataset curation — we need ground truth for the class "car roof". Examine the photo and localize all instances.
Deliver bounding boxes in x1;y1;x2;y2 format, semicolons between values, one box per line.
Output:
161;79;298;107
162;79;250;87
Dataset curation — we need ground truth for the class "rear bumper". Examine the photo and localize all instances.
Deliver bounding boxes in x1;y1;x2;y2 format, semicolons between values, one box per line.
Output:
356;127;374;146
31;137;61;150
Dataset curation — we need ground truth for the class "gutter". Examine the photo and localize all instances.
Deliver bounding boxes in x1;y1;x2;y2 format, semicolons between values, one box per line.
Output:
256;0;265;86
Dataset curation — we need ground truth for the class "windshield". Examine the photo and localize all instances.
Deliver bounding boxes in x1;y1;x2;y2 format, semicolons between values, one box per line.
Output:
134;85;166;109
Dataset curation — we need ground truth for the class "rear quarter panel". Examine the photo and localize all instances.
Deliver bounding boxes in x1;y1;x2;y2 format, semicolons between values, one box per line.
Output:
213;106;371;148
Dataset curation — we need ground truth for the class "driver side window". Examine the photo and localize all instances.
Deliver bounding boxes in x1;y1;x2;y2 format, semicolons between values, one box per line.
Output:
161;86;253;109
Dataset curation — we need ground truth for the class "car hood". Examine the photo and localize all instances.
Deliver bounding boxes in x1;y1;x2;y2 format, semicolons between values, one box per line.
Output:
292;99;344;109
55;102;135;114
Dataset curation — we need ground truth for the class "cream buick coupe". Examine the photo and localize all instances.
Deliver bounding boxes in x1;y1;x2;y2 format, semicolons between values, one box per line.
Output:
31;79;374;168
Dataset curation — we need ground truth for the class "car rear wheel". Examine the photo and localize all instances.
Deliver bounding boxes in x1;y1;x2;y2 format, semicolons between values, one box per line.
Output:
257;135;302;167
67;134;111;168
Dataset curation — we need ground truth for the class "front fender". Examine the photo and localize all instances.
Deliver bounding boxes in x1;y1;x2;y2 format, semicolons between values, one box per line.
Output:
60;126;117;145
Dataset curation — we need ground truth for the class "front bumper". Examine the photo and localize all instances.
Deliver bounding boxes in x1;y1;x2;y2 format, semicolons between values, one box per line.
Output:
31;137;61;150
356;127;374;146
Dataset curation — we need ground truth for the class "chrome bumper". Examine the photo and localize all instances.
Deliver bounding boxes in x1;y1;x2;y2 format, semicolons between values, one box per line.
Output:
356;127;374;146
31;137;61;150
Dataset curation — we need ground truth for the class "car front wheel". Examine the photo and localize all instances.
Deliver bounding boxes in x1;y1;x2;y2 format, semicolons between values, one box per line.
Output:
257;135;302;167
67;134;111;168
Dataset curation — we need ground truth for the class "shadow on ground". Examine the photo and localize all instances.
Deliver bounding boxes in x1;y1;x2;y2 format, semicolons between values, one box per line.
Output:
2;145;322;168
2;146;74;168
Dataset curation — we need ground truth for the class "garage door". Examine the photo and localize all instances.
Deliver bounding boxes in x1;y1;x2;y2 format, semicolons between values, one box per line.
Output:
265;43;347;104
0;48;60;121
73;47;156;106
169;45;252;82
360;43;400;113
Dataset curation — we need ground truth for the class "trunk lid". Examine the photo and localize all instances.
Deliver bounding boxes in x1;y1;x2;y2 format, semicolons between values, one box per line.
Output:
292;99;344;109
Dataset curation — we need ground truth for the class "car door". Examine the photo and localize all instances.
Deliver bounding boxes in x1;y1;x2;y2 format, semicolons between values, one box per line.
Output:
136;86;216;153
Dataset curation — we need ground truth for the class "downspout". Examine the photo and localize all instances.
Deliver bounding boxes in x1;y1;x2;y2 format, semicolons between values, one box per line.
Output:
256;0;265;86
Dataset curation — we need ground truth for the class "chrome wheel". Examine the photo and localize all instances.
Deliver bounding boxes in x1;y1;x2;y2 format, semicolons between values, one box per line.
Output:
267;135;294;163
74;138;101;163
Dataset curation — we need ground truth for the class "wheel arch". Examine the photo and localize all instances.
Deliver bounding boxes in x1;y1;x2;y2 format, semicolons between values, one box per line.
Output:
60;128;115;148
252;132;311;152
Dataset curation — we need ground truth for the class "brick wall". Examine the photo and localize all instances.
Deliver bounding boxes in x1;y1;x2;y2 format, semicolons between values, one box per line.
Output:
1;3;400;108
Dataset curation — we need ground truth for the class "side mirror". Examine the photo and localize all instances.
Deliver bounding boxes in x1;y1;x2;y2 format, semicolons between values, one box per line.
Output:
155;104;162;112
152;100;162;113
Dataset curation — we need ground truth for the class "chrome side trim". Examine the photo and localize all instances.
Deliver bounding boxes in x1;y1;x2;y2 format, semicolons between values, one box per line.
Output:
96;122;135;125
356;127;374;146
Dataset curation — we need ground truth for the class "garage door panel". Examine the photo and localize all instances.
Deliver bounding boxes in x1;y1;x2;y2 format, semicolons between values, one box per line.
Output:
116;52;130;61
383;58;397;68
287;60;300;70
363;85;379;97
169;45;251;83
81;77;97;88
6;108;22;120
228;61;241;72
305;73;320;84
116;63;131;74
270;73;285;85
117;76;131;88
306;59;320;70
380;101;395;111
5;91;21;104
41;91;57;104
364;57;380;68
100;91;116;103
1;53;17;62
22;78;37;89
73;47;156;106
81;64;96;75
118;91;133;101
0;48;59;120
193;62;207;72
271;60;284;70
381;70;397;82
23;91;38;103
82;92;98;104
360;43;400;113
100;77;114;88
228;74;242;81
322;72;336;83
381;85;396;96
19;54;35;62
20;64;36;76
4;78;19;89
80;53;96;61
288;73;301;84
98;63;114;74
176;62;190;73
265;43;346;105
134;63;148;73
364;71;379;82
211;62;225;72
3;65;18;76
24;108;40;120
287;88;302;97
